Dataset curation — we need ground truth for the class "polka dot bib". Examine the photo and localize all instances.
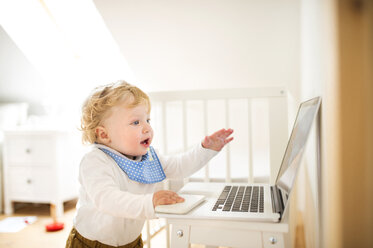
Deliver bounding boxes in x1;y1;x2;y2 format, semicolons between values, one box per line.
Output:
99;146;166;184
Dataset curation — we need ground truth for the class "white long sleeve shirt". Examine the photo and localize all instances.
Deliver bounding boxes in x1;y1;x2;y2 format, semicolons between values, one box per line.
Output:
73;143;218;246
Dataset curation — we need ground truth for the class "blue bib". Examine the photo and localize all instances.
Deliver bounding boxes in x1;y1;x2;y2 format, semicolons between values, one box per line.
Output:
99;146;166;184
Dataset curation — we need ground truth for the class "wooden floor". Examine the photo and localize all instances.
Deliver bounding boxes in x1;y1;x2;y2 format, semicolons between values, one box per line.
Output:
0;200;77;248
0;200;205;248
0;201;305;248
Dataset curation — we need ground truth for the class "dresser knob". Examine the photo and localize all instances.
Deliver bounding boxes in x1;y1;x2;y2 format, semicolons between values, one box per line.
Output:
26;179;32;184
25;148;31;154
176;230;183;238
269;236;277;244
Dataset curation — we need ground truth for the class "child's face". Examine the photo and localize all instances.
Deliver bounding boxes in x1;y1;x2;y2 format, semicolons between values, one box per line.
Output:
101;101;153;158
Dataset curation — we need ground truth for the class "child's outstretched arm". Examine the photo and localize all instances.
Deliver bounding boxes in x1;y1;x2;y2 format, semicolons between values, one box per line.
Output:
202;128;234;151
159;128;233;180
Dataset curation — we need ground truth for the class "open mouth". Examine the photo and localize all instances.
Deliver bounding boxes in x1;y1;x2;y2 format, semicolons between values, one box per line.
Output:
141;138;150;146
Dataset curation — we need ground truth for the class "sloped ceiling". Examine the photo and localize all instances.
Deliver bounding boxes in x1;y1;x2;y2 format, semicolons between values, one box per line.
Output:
93;0;300;94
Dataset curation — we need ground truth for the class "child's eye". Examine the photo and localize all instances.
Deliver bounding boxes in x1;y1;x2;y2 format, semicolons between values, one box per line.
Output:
133;120;139;125
147;119;151;124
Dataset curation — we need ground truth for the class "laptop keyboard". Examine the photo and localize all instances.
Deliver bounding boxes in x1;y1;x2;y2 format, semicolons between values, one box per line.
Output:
212;186;264;213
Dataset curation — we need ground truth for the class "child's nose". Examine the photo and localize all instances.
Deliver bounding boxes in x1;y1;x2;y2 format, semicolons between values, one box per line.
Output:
143;123;151;133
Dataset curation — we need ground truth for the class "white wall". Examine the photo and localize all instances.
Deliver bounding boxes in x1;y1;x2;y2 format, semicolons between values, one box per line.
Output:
0;1;301;110
0;26;47;114
298;0;335;247
298;0;323;213
94;0;301;100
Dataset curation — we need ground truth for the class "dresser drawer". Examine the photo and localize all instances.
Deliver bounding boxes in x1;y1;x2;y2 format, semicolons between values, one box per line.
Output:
5;135;56;167
8;167;55;202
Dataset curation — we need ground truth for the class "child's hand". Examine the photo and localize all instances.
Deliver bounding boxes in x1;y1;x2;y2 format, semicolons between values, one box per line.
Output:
202;128;234;151
153;190;185;208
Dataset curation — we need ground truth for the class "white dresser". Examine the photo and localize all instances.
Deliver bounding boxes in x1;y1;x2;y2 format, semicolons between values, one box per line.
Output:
2;129;81;218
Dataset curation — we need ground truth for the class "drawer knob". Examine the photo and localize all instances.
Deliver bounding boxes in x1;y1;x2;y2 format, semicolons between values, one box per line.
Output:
269;236;277;244
176;230;183;238
25;148;31;154
26;179;32;184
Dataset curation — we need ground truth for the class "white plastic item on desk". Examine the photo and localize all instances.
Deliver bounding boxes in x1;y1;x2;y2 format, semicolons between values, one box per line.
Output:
155;194;206;214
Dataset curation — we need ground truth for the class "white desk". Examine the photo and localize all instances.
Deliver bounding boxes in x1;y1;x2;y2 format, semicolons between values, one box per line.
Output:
156;183;291;248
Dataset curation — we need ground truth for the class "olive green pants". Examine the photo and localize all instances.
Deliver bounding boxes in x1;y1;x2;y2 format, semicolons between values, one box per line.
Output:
66;228;143;248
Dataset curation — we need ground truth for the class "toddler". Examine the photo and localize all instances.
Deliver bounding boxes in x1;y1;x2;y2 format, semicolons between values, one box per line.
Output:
66;80;233;248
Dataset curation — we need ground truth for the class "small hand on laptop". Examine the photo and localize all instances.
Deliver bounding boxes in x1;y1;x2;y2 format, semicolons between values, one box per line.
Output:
154;194;206;214
153;190;185;207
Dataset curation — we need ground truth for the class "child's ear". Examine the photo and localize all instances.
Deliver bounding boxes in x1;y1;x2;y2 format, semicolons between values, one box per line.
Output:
96;126;110;144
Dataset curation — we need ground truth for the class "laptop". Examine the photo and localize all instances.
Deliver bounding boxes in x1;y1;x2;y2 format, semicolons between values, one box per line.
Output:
156;96;321;223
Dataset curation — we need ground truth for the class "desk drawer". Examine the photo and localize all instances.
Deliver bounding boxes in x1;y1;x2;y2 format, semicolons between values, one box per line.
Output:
263;232;284;248
6;135;56;167
190;225;262;248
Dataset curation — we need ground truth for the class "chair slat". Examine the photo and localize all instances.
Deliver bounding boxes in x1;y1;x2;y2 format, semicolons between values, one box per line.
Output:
203;100;210;182
248;99;254;183
225;99;231;183
268;97;289;184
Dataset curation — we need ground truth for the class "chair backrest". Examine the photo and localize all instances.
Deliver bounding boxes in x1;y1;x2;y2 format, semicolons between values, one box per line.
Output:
148;87;289;186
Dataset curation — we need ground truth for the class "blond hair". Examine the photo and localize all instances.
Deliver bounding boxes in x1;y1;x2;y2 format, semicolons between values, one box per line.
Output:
80;80;150;144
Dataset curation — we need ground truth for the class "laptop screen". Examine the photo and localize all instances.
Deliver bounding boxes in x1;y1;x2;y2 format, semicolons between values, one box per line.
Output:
275;97;321;195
